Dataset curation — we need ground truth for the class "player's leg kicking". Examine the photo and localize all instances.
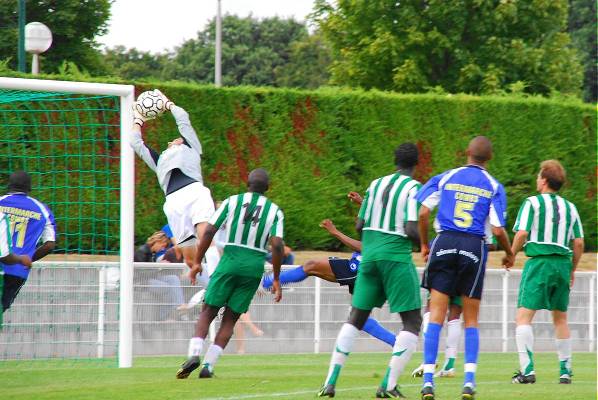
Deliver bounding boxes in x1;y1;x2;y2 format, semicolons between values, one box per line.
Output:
263;256;396;347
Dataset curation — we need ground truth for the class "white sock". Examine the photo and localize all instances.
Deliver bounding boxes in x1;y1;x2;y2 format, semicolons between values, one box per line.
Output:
444;319;462;367
385;331;418;390
187;337;204;358
515;325;534;375
324;323;360;385
422;312;430;335
556;338;572;373
203;344;223;371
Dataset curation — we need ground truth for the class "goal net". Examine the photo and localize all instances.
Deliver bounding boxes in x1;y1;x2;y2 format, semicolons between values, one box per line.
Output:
0;78;135;368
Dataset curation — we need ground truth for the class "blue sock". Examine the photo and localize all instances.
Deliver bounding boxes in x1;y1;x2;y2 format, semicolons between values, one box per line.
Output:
464;327;479;387
362;318;396;347
262;265;307;289
423;322;442;387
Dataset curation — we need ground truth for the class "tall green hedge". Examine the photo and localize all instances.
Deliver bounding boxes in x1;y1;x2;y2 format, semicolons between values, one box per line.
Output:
133;83;596;250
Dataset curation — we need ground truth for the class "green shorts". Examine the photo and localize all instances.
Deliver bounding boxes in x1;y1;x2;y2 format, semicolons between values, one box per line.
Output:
204;271;261;314
426;291;462;307
352;260;421;313
518;255;572;312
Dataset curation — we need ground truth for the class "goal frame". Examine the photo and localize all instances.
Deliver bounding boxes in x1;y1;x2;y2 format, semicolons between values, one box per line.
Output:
0;77;136;368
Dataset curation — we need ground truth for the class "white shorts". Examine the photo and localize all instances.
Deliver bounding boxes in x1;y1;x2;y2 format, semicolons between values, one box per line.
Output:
163;182;215;245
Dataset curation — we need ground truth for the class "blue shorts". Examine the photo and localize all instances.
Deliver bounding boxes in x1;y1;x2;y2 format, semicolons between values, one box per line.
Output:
422;231;488;299
329;253;360;294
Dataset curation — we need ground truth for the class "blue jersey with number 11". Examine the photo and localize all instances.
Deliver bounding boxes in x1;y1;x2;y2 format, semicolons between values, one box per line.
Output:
416;165;506;237
0;193;56;279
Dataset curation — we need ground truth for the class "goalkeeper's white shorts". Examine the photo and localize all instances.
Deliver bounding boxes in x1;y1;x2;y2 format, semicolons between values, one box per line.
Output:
163;182;215;246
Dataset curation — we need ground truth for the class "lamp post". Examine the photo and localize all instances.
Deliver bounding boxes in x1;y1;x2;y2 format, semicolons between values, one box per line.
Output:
17;0;26;72
25;22;52;75
215;0;222;86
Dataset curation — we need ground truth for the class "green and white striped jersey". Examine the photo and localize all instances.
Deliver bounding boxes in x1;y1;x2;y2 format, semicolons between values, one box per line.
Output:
513;193;583;256
358;173;421;236
209;192;284;253
0;212;12;258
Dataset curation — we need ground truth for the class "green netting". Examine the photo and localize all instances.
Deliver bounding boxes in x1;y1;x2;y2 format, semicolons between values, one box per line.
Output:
0;89;122;366
0;89;121;254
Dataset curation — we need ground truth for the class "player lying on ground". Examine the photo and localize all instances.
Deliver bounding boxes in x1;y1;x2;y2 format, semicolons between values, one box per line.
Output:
262;215;395;347
510;160;584;385
319;143;423;399
130;90;214;268
416;136;514;400
176;169;283;379
0;171;55;313
0;210;33;326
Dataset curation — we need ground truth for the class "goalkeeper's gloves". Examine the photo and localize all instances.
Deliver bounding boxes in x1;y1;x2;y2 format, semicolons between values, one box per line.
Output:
132;103;150;127
153;89;174;111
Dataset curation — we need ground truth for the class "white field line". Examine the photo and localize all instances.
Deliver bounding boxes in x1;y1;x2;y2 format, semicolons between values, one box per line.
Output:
199;380;598;400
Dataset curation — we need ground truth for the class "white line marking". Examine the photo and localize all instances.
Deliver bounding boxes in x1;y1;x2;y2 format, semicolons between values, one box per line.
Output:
200;379;596;400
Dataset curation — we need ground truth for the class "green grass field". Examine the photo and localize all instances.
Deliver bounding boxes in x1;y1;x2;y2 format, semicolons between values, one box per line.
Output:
1;352;595;399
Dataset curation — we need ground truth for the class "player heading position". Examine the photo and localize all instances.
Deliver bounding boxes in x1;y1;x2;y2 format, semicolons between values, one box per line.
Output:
318;143;422;399
416;136;514;400
130;90;214;268
0;171;55;312
510;160;584;385
176;168;284;379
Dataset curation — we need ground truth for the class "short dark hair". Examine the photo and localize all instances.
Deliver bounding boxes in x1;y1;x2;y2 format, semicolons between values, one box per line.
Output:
540;160;566;191
394;143;419;169
8;170;31;193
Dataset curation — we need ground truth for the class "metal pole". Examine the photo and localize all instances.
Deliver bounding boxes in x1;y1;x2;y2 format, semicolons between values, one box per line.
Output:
18;0;26;72
118;89;135;368
314;277;321;354
589;274;595;352
215;0;222;86
31;54;39;75
97;267;106;358
501;270;509;353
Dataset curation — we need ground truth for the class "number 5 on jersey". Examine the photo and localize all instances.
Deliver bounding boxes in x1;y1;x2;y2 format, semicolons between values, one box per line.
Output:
454;200;474;228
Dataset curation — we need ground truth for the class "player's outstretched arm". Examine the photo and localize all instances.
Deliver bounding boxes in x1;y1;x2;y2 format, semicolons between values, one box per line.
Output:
269;236;284;303
189;223;218;284
130;123;159;171
320;219;362;252
168;103;203;157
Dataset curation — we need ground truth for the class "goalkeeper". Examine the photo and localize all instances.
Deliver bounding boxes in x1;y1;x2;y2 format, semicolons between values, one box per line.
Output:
130;90;215;268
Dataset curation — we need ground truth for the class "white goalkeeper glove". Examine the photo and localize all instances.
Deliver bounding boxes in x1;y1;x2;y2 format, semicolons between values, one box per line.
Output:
132;103;151;127
153;89;174;111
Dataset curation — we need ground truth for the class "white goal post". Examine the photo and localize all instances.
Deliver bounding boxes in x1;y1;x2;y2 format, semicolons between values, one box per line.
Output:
0;77;136;368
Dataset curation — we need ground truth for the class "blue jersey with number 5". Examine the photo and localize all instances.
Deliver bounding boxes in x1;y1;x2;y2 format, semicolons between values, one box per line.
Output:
416;165;506;237
0;193;56;279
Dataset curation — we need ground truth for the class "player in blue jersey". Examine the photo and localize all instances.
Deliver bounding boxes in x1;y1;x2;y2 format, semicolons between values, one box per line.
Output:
416;137;514;400
262;208;396;347
0;171;56;312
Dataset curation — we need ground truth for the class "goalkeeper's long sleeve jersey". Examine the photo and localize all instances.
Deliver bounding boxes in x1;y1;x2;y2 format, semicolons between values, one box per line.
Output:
130;105;204;195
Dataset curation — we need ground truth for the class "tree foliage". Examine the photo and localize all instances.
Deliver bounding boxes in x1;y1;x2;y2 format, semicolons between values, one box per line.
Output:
103;46;170;81
568;0;597;102
161;15;309;86
0;0;111;75
312;0;584;96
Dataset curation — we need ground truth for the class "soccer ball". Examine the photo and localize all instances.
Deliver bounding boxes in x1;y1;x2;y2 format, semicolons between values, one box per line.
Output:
134;90;165;119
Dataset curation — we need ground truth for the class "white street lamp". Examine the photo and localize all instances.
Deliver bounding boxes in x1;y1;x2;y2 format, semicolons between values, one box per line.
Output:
25;22;52;75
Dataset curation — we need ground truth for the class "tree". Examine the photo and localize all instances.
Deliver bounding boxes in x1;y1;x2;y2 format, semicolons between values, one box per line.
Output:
0;0;111;75
312;0;583;96
274;32;332;89
103;46;170;81
568;0;597;102
162;15;308;86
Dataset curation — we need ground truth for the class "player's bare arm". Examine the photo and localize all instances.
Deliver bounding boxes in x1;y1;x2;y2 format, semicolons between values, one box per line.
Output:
0;253;32;267
269;236;284;303
32;241;55;262
418;205;431;261
320;219;362;252
492;226;514;269
347;191;363;205
570;237;584;287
